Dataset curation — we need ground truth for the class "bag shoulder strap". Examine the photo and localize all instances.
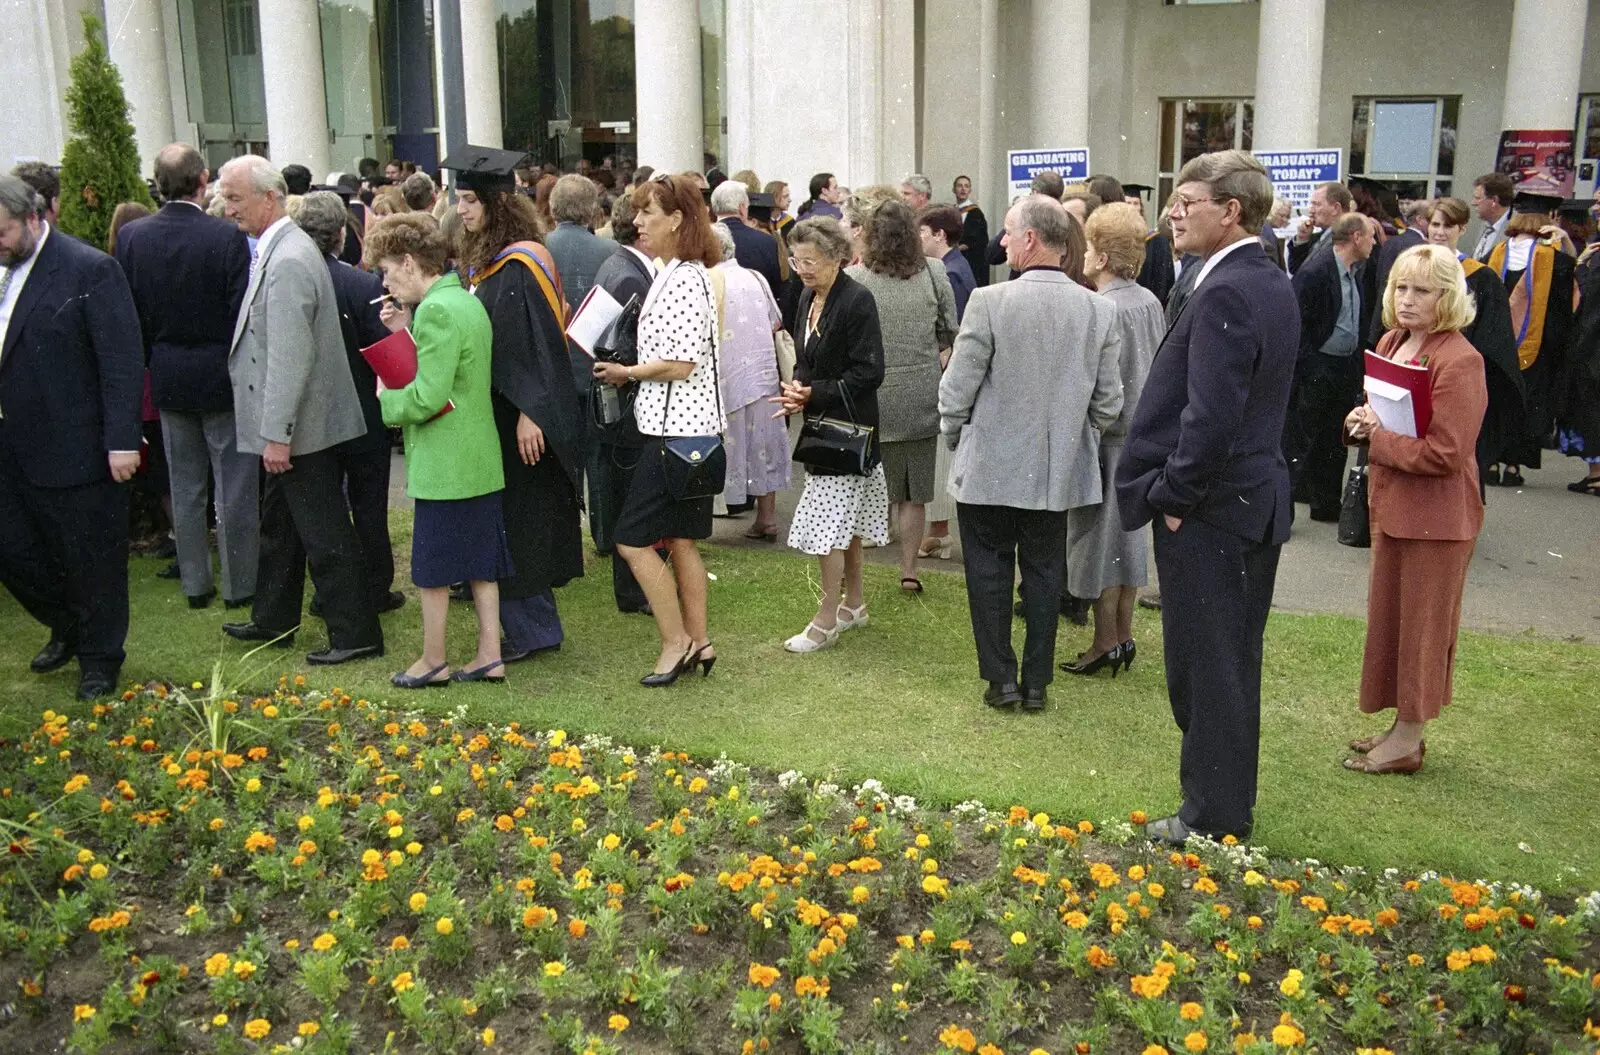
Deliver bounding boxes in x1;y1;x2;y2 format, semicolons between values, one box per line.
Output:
659;264;724;437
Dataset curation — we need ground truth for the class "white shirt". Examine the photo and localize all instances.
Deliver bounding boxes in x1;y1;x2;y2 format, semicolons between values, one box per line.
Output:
0;221;50;357
622;245;656;277
1191;234;1261;293
250;214;294;279
632;260;726;438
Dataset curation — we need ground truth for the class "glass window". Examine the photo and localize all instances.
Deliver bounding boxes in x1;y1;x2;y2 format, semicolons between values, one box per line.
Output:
1157;97;1254;206
176;0;267;168
1348;95;1459;199
1578;95;1600;159
321;0;384;175
1163;0;1256;5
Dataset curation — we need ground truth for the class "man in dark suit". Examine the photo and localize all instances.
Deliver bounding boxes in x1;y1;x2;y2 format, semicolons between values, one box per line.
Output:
711;181;784;296
1286;181;1353;275
588;193;654;616
1288;214;1375;520
0;176;144;699
1115;150;1299;844
291;190;405;616
115;143;256;610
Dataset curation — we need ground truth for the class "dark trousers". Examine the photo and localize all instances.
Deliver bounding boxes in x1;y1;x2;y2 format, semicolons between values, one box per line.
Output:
253;447;382;649
0;454;130;675
1152;515;1281;835
341;444;395;604
1291;352;1362;512
591;438;648;611
957;502;1068;689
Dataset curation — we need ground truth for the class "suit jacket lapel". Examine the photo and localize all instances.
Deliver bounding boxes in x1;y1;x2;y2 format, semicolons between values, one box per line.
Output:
1;230;62;368
232;230;274;351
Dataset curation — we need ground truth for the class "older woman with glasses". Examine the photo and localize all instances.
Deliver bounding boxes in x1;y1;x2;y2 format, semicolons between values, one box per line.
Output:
774;218;887;652
1342;246;1486;775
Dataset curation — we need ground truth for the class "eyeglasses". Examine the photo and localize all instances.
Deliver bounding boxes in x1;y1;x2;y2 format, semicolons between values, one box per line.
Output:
788;255;826;272
1169;194;1227;218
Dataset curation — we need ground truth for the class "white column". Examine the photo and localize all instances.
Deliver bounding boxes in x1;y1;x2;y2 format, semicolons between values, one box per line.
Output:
460;0;502;148
106;0;175;174
1252;0;1325;150
258;0;331;176
977;0;1000;233
1503;0;1587;129
1030;0;1088;148
634;0;702;174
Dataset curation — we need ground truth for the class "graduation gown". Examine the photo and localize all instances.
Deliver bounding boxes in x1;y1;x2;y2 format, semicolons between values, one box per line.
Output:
1490;240;1576;467
471;246;586;598
1558;261;1600;453
959;204;989;288
1137;231;1176;305
1459;260;1526;478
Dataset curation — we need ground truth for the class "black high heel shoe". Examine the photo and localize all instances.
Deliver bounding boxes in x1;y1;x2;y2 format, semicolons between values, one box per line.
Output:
640;647;696;687
1060;643;1124;677
691;643;716;677
1119;639;1136;672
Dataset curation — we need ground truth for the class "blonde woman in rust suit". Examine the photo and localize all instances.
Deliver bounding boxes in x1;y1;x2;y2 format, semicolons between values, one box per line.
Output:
1343;245;1487;775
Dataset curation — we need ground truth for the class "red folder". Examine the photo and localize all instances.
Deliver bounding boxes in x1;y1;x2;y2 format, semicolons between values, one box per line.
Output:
359;329;453;421
1363;350;1431;437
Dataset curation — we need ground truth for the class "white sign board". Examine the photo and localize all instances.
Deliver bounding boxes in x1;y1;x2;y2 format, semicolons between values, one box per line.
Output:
1007;148;1090;200
1254;149;1344;217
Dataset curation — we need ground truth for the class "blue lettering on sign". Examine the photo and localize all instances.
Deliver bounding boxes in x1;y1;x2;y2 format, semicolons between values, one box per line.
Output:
1253;149;1343;185
1007;148;1090;183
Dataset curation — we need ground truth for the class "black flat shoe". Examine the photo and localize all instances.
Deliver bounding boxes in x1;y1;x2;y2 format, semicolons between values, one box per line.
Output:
156;561;182;580
1137;593;1161;611
984;681;1023;709
640;647;695;687
393;662;451;689
30;634;76;674
1500;467;1525;487
376;590;406;613
452;659;506;683
224;594;254;610
307;643;384;666
1061;644;1124;677
76;671;117;701
1021;686;1047;712
449;582;471;601
500;640;560;665
1308;506;1341;522
187;590;216;610
222;622;295;647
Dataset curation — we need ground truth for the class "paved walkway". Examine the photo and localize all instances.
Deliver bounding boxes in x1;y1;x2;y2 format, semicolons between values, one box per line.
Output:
391;454;1599;641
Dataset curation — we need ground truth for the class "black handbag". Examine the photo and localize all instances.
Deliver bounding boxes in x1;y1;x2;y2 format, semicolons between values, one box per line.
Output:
793;376;877;476
1337;448;1372;548
591;293;641;428
657;269;726;501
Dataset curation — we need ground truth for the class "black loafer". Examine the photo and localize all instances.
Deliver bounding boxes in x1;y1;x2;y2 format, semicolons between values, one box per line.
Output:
156;561;182;580
984;681;1023;709
76;671;117;701
376;590;406;613
187;590;216;610
306;643;384;666
222;622;296;647
1021;686;1047;712
31;634;76;674
501;640;560;665
1308;506;1341;522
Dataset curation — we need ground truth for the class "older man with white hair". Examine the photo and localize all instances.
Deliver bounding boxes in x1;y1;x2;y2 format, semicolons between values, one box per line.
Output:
900;174;932;210
711;179;783;297
216;155;383;666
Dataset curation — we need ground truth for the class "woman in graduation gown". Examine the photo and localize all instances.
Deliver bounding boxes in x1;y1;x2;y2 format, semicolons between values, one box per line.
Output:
1483;193;1577;486
449;147;586;662
1427;197;1525;493
1558;253;1600;495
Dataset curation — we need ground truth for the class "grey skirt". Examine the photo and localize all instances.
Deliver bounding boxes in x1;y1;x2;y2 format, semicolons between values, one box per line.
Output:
880;436;938;504
1066;442;1150;595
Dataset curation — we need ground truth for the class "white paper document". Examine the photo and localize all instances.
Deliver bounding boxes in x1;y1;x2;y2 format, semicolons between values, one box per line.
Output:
1363;375;1418;438
565;284;623;357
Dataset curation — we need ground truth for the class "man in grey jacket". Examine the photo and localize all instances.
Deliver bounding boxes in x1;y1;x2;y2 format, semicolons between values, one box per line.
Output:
216;156;383;665
939;195;1123;712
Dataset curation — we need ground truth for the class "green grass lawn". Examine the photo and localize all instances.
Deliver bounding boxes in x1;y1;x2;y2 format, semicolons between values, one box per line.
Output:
2;530;1596;893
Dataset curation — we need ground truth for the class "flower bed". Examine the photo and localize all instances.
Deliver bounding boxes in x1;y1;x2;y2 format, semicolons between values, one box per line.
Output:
2;676;1597;1054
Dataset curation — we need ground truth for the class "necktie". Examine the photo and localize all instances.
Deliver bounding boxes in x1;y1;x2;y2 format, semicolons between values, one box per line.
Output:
0;266;15;308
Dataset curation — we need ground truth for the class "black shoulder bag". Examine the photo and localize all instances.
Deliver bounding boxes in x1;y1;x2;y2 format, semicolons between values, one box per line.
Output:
791;302;877;476
1337;447;1372;548
658;268;726;501
591;292;641;428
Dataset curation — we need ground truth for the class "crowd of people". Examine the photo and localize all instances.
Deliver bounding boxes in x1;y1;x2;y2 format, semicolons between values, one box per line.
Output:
2;138;1597;846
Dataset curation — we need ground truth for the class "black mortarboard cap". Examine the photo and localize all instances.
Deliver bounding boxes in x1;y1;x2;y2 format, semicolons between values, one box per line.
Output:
1123;183;1154;199
1512;191;1563;215
1558;198;1594;215
440;145;529;193
748;192;775;224
312;183;354;203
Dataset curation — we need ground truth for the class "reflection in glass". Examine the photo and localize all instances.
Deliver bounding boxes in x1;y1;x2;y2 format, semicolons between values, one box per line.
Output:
176;0;267;168
321;0;384;174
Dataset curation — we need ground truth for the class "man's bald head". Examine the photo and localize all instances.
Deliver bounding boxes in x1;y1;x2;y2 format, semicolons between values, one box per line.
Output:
155;143;208;203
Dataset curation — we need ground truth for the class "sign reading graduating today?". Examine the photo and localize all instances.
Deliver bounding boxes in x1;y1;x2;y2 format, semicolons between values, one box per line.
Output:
1008;148;1090;199
1254;149;1344;217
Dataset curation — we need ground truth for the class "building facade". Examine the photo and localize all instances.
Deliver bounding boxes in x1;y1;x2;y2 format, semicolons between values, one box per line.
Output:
9;0;1600;236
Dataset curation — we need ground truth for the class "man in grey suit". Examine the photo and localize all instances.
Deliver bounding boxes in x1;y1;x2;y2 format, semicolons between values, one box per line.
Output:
940;195;1123;712
215;156;383;665
545;174;618;396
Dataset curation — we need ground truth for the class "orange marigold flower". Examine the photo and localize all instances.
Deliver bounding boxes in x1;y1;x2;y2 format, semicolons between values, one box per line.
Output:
748;963;781;988
1181;1001;1204;1020
938;1025;978;1053
1375;908;1399;927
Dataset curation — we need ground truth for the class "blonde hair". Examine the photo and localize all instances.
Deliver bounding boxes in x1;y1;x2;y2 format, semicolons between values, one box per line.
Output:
1381;244;1477;333
1084;203;1148;279
840;184;900;228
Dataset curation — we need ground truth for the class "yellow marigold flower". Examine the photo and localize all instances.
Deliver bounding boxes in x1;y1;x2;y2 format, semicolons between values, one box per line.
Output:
1194;876;1219;895
543;961;566;977
1270;1022;1304;1047
435;917;454;935
204;952;231;977
285;939;300;950
1237;972;1251;984
978;1045;1004;1055
921;874;949;897
938;1025;977;1052
63;774;89;795
1185;1032;1209;1052
482;1026;495;1047
299;1021;320;1036
608;1013;629;1032
312;933;336;952
567;918;587;938
1446;949;1472;971
1147;882;1165;898
1010;930;1028;946
243;830;276;854
212;1013;228;1027
1243;869;1266;886
1246;915;1263;929
243;1018;271;1040
1141;1046;1169;1055
1469;945;1496;964
409;893;428;913
391;971;415;992
1279;969;1304;997
1181;1001;1204;1020
390;935;410;950
76;848;95;864
602;833;621;851
73;1004;96;1022
244;778;261;793
1128;864;1147;881
232;959;257;980
851;885;870;904
749;963;780;987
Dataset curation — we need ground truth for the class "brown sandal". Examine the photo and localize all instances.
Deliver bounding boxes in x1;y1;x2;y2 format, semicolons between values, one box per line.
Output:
1348;735;1425;756
1341;745;1425;775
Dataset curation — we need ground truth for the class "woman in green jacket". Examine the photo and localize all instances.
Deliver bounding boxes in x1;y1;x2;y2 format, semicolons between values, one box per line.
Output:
366;214;509;687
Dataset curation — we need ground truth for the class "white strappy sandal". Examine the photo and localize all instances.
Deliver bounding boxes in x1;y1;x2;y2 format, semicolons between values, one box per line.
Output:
783;621;840;653
835;604;869;633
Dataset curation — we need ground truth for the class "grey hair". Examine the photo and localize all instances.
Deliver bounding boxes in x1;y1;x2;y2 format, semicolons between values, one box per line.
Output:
713;221;737;262
294;191;349;256
902;173;933;198
1174;149;1274;233
709;179;748;215
550;174;598;224
0;175;43;220
788;216;853;263
609;193;638;246
220;154;287;199
1014;194;1074;254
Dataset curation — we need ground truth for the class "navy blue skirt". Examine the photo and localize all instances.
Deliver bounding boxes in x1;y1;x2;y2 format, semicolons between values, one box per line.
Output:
411;491;516;588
